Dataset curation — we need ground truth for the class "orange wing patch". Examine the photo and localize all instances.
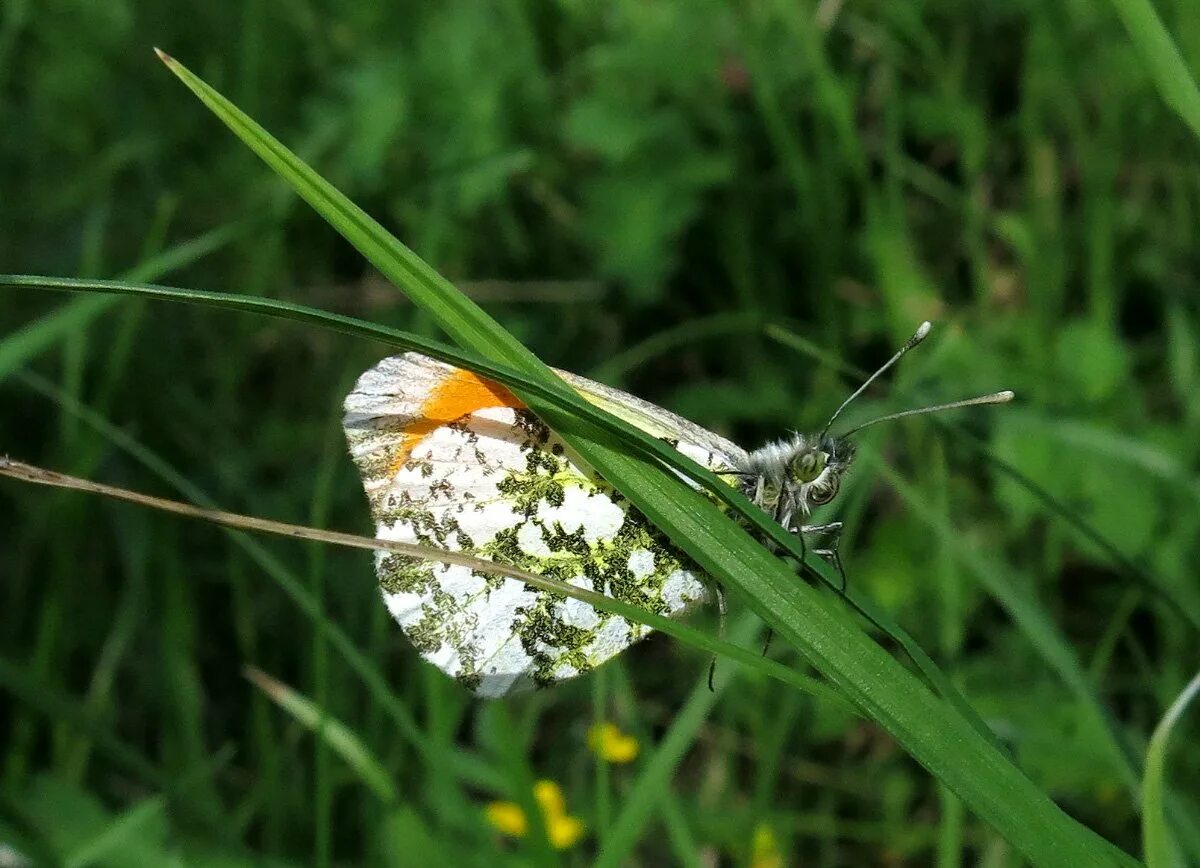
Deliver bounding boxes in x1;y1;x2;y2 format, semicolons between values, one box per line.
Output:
386;368;524;478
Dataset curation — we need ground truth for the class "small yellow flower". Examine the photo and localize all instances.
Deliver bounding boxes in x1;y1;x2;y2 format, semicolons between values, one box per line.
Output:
484;801;528;838
587;721;640;763
484;779;585;850
533;779;567;816
750;822;784;868
545;811;586;849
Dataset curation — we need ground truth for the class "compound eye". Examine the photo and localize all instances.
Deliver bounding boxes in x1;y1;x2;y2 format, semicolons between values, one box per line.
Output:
808;476;839;506
791;449;827;483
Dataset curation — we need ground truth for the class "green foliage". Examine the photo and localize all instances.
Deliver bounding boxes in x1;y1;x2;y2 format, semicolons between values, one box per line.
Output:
2;0;1200;865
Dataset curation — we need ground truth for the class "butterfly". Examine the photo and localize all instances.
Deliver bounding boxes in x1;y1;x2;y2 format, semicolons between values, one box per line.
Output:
342;322;1011;697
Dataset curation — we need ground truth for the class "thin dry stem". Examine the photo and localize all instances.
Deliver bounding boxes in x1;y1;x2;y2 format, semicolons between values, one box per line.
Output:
0;455;555;591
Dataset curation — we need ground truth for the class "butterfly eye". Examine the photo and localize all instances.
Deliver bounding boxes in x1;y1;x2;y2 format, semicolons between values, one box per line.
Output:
808;476;839;506
790;449;827;483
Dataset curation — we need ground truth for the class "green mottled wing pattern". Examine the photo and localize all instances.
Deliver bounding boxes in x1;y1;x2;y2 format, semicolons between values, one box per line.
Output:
345;354;744;697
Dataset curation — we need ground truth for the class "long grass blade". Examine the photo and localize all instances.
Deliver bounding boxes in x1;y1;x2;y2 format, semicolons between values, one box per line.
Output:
244;666;399;804
1142;672;1200;868
1106;0;1200;140
0;272;1000;751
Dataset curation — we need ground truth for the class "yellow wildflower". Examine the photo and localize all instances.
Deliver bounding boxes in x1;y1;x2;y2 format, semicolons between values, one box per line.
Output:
484;801;527;838
587;721;640;763
484;779;585;850
750;822;784;868
533;779;567;817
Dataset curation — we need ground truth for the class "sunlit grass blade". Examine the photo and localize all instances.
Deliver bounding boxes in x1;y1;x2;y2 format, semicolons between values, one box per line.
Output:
1142;671;1200;868
244;666;398;804
40;50;1141;865
61;794;168;868
0;295;116;383
1106;0;1200;140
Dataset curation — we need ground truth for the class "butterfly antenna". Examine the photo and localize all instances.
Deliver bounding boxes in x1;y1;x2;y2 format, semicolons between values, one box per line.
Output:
839;390;1014;437
820;321;932;438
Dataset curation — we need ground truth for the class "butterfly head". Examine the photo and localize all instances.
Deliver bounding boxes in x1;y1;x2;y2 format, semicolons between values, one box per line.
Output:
784;434;855;509
738;432;856;523
740;322;1013;529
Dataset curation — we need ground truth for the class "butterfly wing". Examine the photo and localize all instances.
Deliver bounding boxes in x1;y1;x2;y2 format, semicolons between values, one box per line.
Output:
552;367;748;471
344;353;728;697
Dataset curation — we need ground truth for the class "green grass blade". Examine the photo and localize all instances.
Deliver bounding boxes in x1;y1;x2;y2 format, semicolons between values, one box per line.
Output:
50;51;1140;866
244;666;398;804
0;273;997;750
62;795;166;868
1106;0;1200;141
1142;671;1200;868
0;221;246;383
0;295;116;383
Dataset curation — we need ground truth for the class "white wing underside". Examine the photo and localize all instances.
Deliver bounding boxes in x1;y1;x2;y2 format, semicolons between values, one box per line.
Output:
344;353;743;697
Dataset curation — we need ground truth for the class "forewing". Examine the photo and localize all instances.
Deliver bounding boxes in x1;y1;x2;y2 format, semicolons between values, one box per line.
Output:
344;353;712;697
553;367;748;471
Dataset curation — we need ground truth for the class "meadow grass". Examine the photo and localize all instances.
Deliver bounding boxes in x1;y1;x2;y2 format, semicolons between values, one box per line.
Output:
3;2;1200;865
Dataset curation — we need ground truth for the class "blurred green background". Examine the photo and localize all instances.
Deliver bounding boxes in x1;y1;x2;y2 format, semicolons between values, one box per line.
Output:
3;1;1200;865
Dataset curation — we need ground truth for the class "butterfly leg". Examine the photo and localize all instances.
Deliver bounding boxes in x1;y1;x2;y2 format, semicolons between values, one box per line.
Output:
708;583;727;692
798;522;846;592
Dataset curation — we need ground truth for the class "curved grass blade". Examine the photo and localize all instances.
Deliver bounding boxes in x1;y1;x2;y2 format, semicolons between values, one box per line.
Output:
0;295;117;387
0;272;997;752
244;666;399;804
62;794;168;868
1142;671;1200;868
1106;0;1200;141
